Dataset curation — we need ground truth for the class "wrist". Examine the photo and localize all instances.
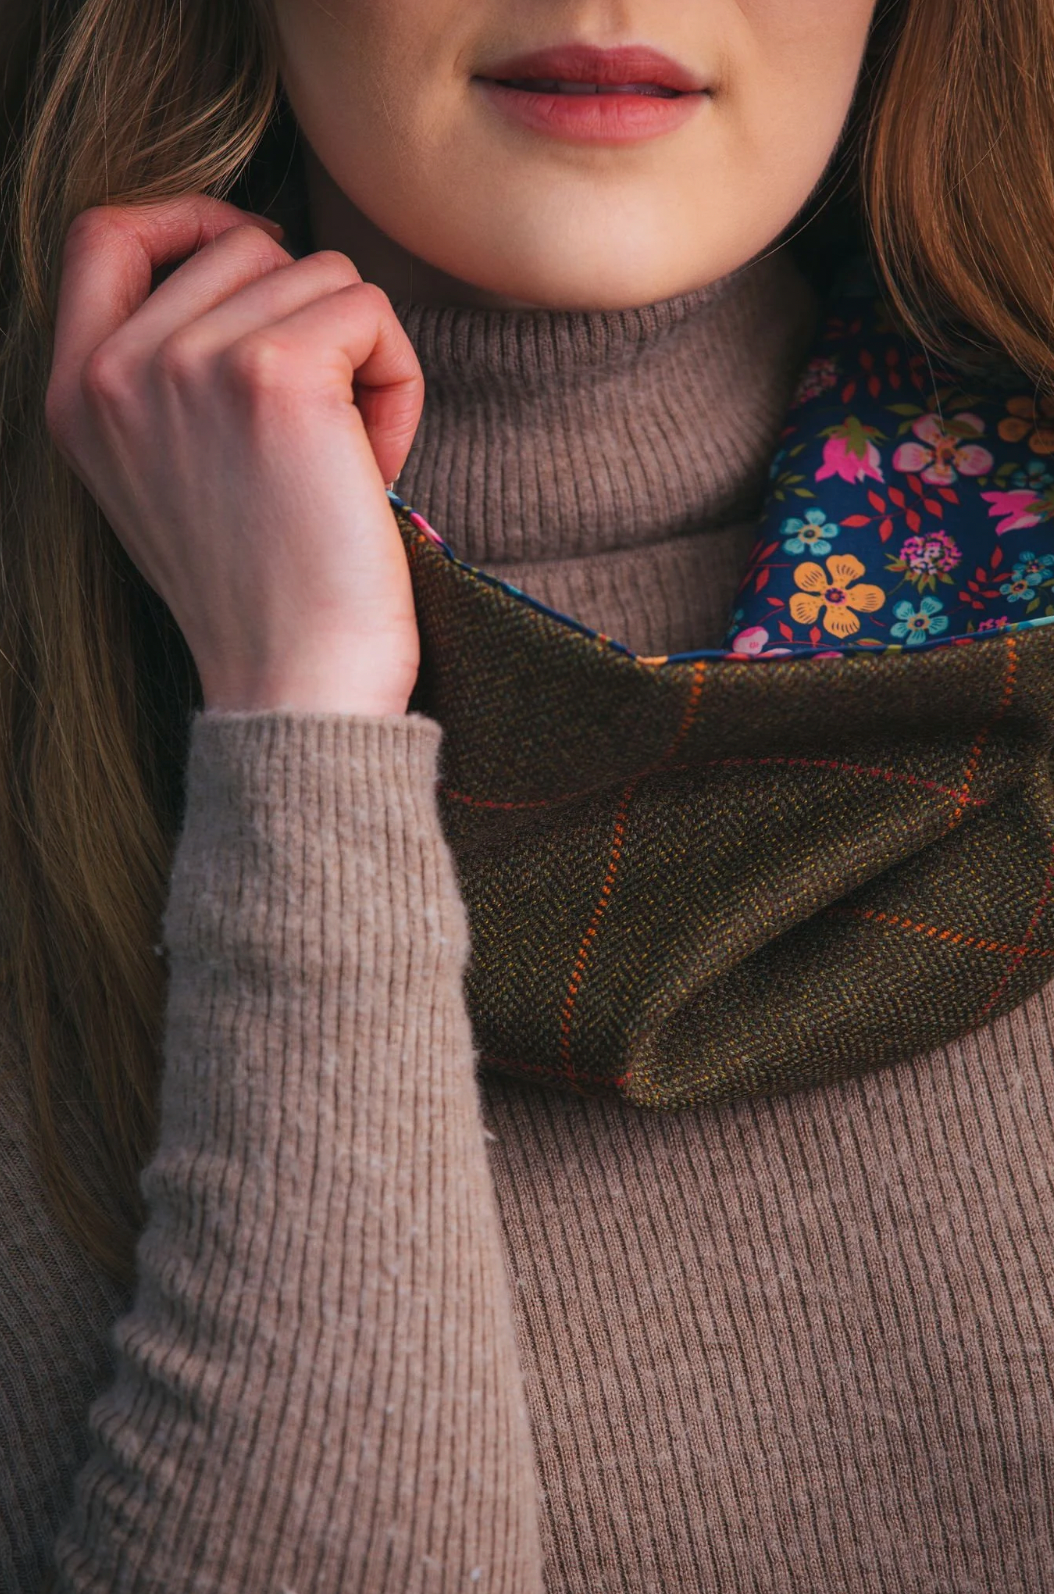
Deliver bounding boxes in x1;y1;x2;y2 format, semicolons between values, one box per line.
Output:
200;646;418;717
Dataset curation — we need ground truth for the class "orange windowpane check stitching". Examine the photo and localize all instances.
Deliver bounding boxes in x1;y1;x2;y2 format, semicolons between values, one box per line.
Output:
557;664;705;1074
946;633;1018;831
665;660;707;761
829;904;1054;962
976;836;1054;1023
479;1052;630;1091
556;665;709;1071
441;755;990;813
558;780;636;1074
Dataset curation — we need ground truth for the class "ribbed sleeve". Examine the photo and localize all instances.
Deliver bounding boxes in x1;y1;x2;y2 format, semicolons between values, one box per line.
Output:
52;711;543;1594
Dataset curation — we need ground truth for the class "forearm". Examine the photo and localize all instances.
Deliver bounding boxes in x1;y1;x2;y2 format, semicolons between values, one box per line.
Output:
53;712;542;1593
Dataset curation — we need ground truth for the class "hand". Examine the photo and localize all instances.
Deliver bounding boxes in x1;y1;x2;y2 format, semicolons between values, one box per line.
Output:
45;194;425;715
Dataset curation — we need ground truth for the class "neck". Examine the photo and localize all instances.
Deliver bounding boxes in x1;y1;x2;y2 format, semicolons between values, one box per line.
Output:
292;145;818;653
393;250;817;569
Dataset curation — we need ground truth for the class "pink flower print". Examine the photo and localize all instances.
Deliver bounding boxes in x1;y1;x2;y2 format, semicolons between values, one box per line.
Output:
815;417;885;485
981;488;1045;536
729;625;791;659
978;616;1010;631
899;531;961;576
731;626;769;656
793;355;839;406
982;468;1054;536
892;413;993;486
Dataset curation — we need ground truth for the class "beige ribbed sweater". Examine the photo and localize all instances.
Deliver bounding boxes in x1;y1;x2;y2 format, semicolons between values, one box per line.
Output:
3;250;1053;1594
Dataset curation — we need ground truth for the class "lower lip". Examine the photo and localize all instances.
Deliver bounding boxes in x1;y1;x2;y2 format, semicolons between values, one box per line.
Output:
475;80;707;145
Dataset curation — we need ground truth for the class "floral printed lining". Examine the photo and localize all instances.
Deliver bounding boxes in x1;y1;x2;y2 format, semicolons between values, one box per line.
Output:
720;267;1054;661
391;265;1054;667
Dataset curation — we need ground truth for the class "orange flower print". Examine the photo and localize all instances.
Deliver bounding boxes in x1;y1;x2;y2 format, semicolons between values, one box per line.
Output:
790;554;886;640
999;395;1054;456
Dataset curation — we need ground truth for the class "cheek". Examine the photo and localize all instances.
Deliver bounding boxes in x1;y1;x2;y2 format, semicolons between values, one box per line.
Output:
741;0;878;109
738;0;878;54
271;0;466;149
723;1;877;186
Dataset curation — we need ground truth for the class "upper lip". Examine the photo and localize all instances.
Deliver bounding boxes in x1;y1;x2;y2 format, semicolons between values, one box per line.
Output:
476;43;707;94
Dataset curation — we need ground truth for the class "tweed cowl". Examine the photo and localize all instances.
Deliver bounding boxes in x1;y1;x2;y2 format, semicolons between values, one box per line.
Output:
396;276;1054;1110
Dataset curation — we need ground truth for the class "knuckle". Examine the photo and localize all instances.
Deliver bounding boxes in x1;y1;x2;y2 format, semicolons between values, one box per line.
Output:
350;279;393;317
80;343;130;411
153;329;205;391
221;333;292;397
63;204;128;257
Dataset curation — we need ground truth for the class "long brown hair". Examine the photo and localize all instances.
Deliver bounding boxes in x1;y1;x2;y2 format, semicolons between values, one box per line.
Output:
0;0;277;1281
1;0;1052;1283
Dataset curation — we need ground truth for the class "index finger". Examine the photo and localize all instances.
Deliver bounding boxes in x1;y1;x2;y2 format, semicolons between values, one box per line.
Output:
51;194;284;384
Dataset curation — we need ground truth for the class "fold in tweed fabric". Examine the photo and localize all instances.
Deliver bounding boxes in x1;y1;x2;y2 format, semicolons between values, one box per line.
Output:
393;278;1054;1110
401;506;1054;1107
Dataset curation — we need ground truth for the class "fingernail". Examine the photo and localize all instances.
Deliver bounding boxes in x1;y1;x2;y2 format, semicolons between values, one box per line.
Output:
245;212;285;238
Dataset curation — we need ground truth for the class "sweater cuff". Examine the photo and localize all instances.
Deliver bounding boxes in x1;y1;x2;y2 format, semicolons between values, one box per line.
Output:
165;708;467;975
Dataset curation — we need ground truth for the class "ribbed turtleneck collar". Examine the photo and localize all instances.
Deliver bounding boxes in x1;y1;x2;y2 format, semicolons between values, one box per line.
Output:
393;250;818;570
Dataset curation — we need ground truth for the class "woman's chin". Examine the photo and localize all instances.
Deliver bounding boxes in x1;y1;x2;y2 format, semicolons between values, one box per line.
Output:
399;238;735;314
382;191;788;313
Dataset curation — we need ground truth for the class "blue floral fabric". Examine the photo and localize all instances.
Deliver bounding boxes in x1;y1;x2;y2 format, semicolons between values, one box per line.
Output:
391;263;1054;666
720;265;1054;662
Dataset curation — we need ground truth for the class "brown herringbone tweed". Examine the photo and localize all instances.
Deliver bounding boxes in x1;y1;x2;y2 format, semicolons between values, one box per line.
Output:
400;508;1054;1111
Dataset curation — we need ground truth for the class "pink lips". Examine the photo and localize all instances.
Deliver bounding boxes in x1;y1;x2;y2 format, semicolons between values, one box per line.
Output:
474;43;709;145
